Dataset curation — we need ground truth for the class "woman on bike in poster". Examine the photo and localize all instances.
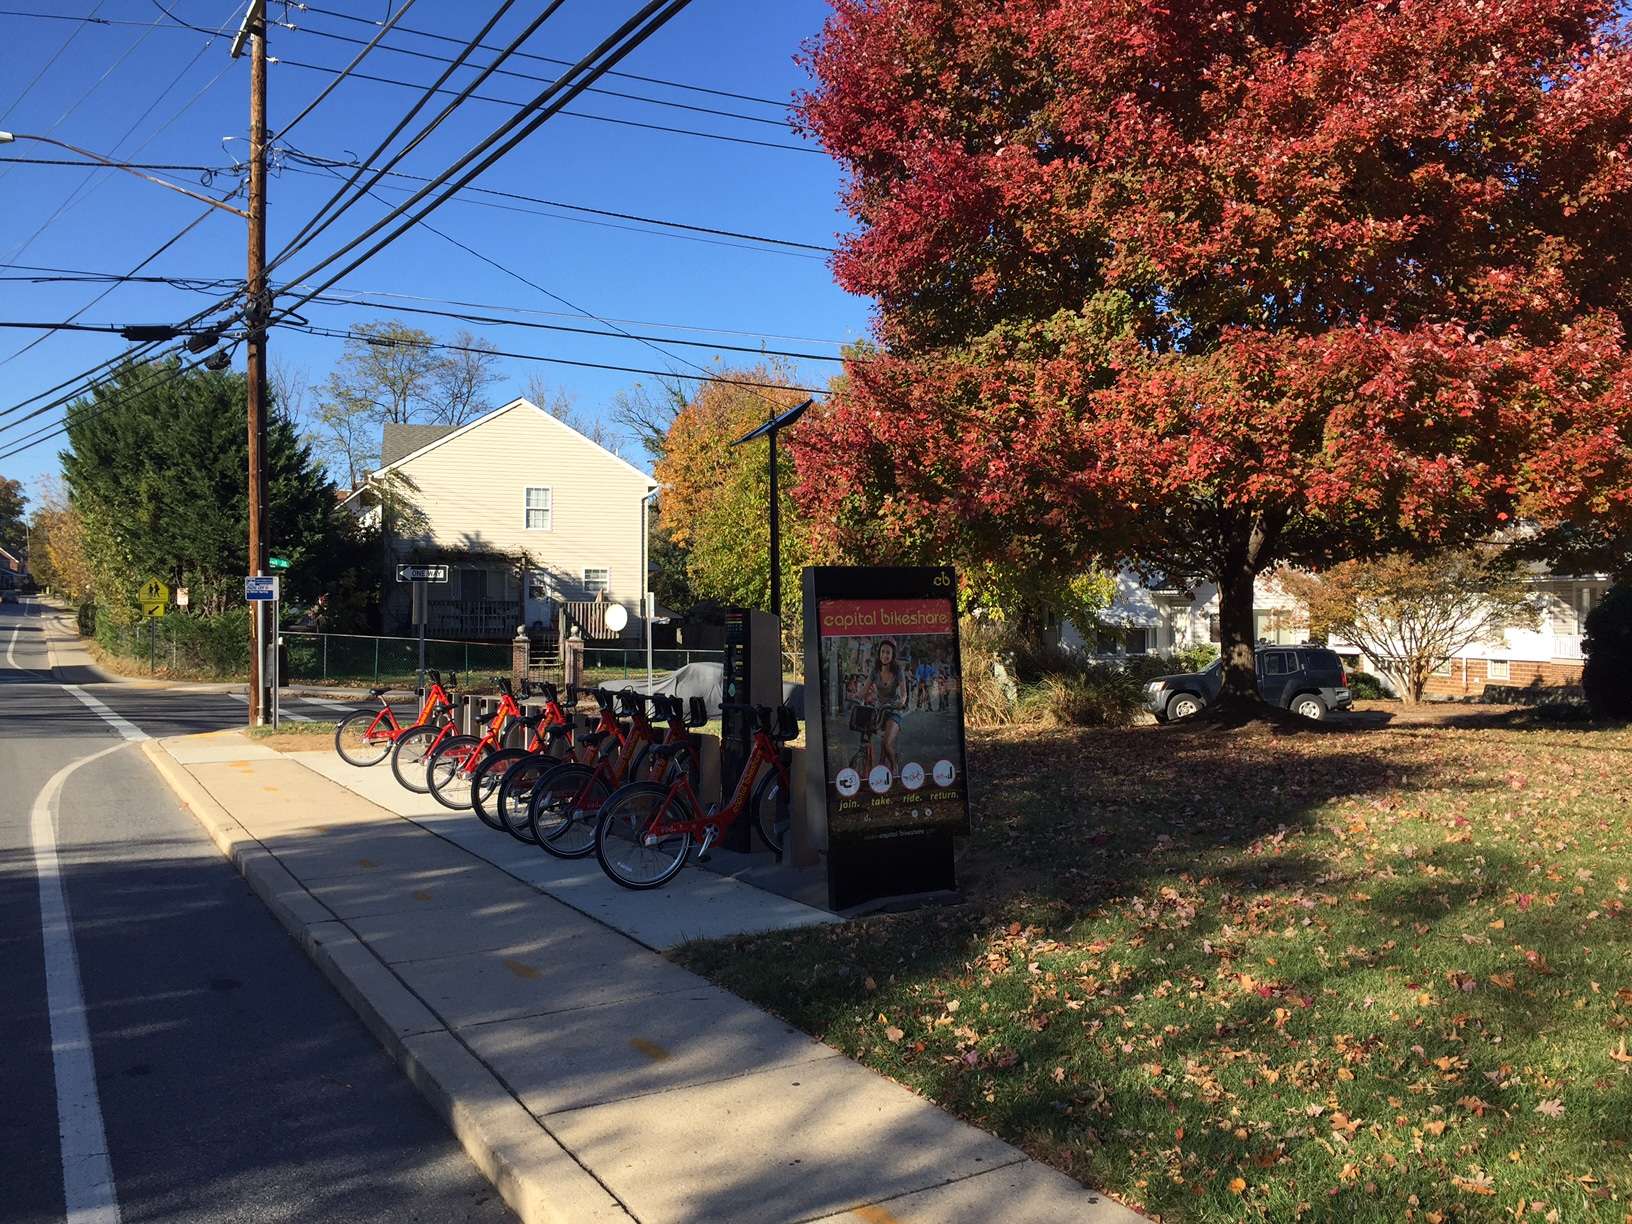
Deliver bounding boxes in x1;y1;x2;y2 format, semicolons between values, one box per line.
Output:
863;638;906;778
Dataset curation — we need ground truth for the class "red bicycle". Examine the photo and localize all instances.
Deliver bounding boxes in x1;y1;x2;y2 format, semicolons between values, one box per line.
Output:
466;682;573;830
527;689;668;858
593;703;797;890
424;678;531;810
495;686;622;843
333;670;457;768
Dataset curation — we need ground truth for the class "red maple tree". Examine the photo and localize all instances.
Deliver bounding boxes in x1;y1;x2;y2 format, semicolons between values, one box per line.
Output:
793;0;1632;701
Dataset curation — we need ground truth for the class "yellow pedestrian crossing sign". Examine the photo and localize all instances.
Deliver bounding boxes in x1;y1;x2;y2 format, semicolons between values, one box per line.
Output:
138;577;170;618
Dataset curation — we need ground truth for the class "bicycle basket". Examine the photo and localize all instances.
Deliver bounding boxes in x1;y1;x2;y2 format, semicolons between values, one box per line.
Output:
847;703;880;734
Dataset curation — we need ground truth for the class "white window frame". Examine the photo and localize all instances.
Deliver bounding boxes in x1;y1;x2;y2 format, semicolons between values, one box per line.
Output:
1487;658;1511;681
582;567;610;597
523;486;553;531
1433;658;1454;677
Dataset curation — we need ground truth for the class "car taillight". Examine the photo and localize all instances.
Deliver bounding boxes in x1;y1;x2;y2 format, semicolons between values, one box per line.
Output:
1341;667;1348;686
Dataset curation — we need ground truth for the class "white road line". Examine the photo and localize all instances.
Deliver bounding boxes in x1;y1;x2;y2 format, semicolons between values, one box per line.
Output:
62;687;150;743
32;742;128;1224
290;693;354;710
223;690;313;722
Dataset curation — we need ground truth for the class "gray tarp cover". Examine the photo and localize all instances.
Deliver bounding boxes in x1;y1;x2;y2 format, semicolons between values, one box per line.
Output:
610;661;804;720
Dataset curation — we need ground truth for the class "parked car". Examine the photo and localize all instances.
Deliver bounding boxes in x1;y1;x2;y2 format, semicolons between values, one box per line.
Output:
1145;645;1353;722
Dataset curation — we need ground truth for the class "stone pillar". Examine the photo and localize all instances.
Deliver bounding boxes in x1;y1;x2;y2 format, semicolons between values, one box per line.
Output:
511;625;529;693
563;637;584;694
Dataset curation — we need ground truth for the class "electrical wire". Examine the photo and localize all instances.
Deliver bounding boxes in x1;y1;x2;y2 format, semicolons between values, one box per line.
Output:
269;0;541;273
270;0;697;320
273;57;816;155
287;15;793;130
0;0;109;125
272;0;421;140
285;322;827;395
293;2;785;109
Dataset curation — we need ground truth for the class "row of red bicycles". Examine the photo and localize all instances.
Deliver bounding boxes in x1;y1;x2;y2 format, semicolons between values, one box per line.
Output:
332;671;798;890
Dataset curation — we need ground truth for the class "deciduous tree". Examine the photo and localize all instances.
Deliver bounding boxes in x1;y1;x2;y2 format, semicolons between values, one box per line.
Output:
794;0;1632;706
1279;552;1536;702
0;474;25;557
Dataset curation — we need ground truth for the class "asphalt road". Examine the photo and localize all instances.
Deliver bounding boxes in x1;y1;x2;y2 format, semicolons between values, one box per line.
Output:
0;597;515;1224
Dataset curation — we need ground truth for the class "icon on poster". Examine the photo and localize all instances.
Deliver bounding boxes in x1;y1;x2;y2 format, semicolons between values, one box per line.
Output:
867;764;893;794
901;761;925;790
932;759;956;787
835;767;861;798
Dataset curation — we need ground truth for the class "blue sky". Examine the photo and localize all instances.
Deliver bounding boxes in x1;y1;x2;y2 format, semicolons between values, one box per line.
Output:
0;0;866;490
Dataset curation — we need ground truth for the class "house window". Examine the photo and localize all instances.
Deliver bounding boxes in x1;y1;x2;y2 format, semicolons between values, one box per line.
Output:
1487;658;1511;681
1207;614;1221;643
582;567;609;597
523;486;552;530
1433;659;1453;677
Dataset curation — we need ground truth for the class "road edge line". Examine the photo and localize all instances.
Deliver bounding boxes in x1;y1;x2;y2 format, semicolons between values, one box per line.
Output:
138;736;632;1224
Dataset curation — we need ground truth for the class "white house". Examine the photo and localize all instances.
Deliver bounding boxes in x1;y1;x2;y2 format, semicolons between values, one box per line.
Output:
346;398;655;640
1063;571;1306;656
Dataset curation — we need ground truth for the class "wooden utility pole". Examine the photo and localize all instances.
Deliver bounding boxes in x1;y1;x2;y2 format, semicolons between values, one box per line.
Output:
235;1;269;725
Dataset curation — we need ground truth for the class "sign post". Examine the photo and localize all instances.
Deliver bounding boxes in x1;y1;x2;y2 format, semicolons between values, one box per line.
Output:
801;566;969;912
396;564;450;695
244;575;280;727
137;578;170;676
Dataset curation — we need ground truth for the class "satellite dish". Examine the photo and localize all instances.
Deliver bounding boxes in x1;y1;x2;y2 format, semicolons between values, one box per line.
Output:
604;603;629;632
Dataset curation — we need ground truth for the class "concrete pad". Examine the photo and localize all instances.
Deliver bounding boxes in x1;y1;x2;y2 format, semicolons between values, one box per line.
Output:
165;739;281;764
393;937;701;1029
292;751;448;818
545;1056;1024;1224
400;1031;630;1224
302;863;541;920
258;823;480;882
464;983;839;1115
805;1160;1144;1224
349;893;589;965
301;921;445;1043
187;758;400;835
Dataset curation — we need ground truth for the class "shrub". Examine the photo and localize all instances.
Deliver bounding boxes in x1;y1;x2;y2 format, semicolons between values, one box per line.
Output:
95;608;251;679
1016;666;1143;727
959;620;1021;727
1583;584;1632;721
1347;671;1394;700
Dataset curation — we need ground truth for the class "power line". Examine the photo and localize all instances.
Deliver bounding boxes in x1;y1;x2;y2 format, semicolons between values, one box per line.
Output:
0;0;109;125
273;0;421;139
0;155;238;173
293;2;786;109
292;293;844;363
287;322;827;395
270;0;698;321
271;58;817;154
286;13;794;130
269;0;552;274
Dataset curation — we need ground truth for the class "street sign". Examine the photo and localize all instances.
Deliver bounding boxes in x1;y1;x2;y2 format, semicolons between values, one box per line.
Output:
268;556;290;571
138;577;169;618
396;564;450;583
245;575;280;602
175;586;190;608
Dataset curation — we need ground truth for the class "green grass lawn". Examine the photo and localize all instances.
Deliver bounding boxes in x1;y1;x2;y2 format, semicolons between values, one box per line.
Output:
673;707;1632;1222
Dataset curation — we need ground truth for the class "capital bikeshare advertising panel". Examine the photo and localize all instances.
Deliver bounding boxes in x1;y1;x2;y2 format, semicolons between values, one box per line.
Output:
815;593;970;839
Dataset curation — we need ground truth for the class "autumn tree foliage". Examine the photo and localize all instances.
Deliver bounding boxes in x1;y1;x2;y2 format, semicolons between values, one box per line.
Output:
652;368;814;632
793;0;1632;702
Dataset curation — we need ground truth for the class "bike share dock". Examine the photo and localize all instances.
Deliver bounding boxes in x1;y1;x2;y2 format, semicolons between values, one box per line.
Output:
144;727;1137;1224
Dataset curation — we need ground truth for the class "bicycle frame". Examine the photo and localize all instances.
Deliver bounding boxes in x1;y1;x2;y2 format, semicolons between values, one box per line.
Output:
449;687;526;775
574;697;656;803
643;726;787;841
360;678;454;742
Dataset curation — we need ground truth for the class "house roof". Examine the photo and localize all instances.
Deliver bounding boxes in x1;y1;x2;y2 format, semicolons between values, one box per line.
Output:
380;422;456;467
369;398;656;487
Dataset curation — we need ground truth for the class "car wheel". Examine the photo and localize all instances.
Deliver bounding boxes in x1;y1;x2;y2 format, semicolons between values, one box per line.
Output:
1166;693;1203;721
1293;693;1328;721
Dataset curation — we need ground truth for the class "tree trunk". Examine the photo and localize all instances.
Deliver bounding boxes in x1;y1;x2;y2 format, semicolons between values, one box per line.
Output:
1216;562;1260;705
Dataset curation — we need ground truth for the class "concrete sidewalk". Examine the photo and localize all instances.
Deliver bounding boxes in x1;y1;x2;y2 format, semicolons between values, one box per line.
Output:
144;730;1140;1224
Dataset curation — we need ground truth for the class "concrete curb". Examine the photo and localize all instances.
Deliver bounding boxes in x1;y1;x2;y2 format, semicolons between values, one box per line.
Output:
139;737;633;1224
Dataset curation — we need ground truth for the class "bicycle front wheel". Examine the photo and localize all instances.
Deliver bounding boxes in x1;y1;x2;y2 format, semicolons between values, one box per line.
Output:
750;767;790;857
528;763;609;859
390;723;447;793
335;710;392;767
427;735;486;811
497;754;559;843
595;782;693;890
470;748;527;830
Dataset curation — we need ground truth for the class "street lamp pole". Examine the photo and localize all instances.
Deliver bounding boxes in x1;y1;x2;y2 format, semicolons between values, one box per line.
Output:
0;132;250;218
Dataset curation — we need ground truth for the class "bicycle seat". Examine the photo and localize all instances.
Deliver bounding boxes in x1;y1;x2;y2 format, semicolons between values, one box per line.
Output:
368;686;389;698
645;741;690;761
544;722;572;738
579;730;613;749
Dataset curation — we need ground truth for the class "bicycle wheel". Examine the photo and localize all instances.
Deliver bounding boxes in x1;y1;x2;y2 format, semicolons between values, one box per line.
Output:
528;763;610;859
595;782;693;890
470;748;527;831
750;767;790;857
334;710;392;767
497;753;560;843
427;735;486;811
390;723;448;793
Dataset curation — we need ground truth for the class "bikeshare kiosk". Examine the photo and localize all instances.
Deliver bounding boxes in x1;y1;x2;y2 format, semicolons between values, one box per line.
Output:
801;565;970;911
720;606;782;852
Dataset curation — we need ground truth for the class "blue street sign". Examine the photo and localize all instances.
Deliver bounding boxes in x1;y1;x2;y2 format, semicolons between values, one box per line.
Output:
244;575;280;602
